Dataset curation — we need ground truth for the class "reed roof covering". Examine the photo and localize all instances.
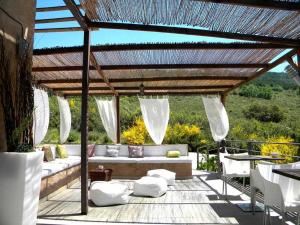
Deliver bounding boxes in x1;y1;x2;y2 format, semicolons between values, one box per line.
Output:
32;42;294;96
33;1;300;96
80;0;300;40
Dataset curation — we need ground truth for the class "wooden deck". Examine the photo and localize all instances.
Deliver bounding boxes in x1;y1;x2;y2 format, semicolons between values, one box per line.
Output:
38;173;286;225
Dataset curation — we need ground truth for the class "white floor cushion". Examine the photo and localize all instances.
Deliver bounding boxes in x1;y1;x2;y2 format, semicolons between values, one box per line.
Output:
133;176;168;198
90;181;129;206
147;169;176;186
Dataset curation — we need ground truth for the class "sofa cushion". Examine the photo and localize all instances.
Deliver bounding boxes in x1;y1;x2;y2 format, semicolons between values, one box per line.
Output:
43;145;54;162
88;144;96;157
56;145;68;158
106;145;120;157
63;145;81;156
89;156;137;164
128;145;144;158
143;144;188;156
166;150;181;158
136;156;192;164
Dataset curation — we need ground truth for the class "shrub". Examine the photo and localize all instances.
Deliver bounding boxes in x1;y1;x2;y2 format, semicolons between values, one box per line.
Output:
198;155;218;172
243;104;285;123
43;128;59;144
261;136;298;163
122;118;150;145
164;123;206;151
67;130;80;143
239;84;272;100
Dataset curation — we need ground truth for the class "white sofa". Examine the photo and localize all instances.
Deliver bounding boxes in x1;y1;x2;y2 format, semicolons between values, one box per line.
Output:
39;144;192;197
89;144;192;179
39;145;81;198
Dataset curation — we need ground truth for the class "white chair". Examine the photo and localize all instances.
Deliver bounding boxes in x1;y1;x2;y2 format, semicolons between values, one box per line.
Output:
250;161;275;212
252;161;300;225
219;152;250;198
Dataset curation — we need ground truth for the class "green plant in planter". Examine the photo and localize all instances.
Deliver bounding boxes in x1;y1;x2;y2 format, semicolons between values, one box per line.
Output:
15;143;34;152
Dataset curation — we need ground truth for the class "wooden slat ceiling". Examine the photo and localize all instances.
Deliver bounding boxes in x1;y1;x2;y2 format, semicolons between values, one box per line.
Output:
33;0;300;96
32;42;292;96
80;0;300;40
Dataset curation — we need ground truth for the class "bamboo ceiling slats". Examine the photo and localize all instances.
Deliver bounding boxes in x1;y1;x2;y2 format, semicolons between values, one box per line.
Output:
80;0;300;40
32;42;290;95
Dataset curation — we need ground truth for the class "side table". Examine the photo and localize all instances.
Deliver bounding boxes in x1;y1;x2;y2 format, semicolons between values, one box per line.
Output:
89;169;113;182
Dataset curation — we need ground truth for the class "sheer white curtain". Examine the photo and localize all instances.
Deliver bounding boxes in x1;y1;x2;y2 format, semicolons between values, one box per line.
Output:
139;97;169;144
202;95;229;142
32;88;50;145
95;98;117;143
57;96;71;144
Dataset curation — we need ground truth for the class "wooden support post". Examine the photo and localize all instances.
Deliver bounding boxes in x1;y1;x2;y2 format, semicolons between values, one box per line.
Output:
81;30;90;215
221;94;227;106
115;95;121;143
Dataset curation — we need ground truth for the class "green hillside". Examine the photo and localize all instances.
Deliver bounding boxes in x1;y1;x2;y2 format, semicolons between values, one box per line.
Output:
44;72;300;145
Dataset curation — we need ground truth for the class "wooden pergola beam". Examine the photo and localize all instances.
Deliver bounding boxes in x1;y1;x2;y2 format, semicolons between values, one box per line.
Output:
198;0;300;11
226;49;298;93
287;58;300;73
37;76;248;84
32;63;268;72
35;27;83;33
51;85;234;91
87;22;300;47
32;43;295;56
36;5;81;12
63;0;88;31
64;90;222;96
35;17;76;24
89;53;116;95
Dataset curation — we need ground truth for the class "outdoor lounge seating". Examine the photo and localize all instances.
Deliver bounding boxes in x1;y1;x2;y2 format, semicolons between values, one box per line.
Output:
39;145;81;198
89;144;192;179
90;181;129;206
147;169;176;186
39;144;191;198
133;176;168;197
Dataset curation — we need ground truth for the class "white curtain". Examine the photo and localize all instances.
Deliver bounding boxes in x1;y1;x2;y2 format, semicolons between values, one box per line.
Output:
139;97;169;144
95;98;117;143
32;88;50;146
57;96;72;144
202;95;229;142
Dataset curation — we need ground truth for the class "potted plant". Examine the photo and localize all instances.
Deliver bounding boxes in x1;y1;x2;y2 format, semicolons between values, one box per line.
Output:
0;37;44;225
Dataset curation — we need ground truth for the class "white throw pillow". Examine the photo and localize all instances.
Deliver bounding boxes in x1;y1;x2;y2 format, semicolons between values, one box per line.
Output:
133;176;168;198
106;145;120;157
147;169;176;186
90;181;129;206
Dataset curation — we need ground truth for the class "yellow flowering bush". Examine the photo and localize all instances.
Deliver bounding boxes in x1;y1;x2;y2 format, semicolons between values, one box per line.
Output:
261;136;298;163
69;99;75;108
164;123;203;145
122;118;149;145
122;119;205;150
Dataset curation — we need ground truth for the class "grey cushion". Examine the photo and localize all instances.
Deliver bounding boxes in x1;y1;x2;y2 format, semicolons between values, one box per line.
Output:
128;146;144;158
106;145;120;157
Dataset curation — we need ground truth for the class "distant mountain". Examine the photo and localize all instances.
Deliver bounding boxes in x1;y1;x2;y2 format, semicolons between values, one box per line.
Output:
251;72;298;90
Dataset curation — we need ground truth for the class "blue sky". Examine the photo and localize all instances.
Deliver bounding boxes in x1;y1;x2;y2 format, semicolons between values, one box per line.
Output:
34;0;291;73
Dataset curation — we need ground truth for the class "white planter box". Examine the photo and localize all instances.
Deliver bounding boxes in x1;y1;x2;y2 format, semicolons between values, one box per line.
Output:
0;151;44;225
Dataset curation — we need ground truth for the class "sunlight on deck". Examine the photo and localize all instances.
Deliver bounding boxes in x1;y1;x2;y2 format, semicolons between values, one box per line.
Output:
37;172;286;225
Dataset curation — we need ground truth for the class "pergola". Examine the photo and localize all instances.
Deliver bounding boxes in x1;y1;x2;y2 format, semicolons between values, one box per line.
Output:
33;0;300;215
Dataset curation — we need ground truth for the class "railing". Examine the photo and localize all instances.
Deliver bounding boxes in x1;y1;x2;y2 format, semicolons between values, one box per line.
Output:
196;139;300;171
